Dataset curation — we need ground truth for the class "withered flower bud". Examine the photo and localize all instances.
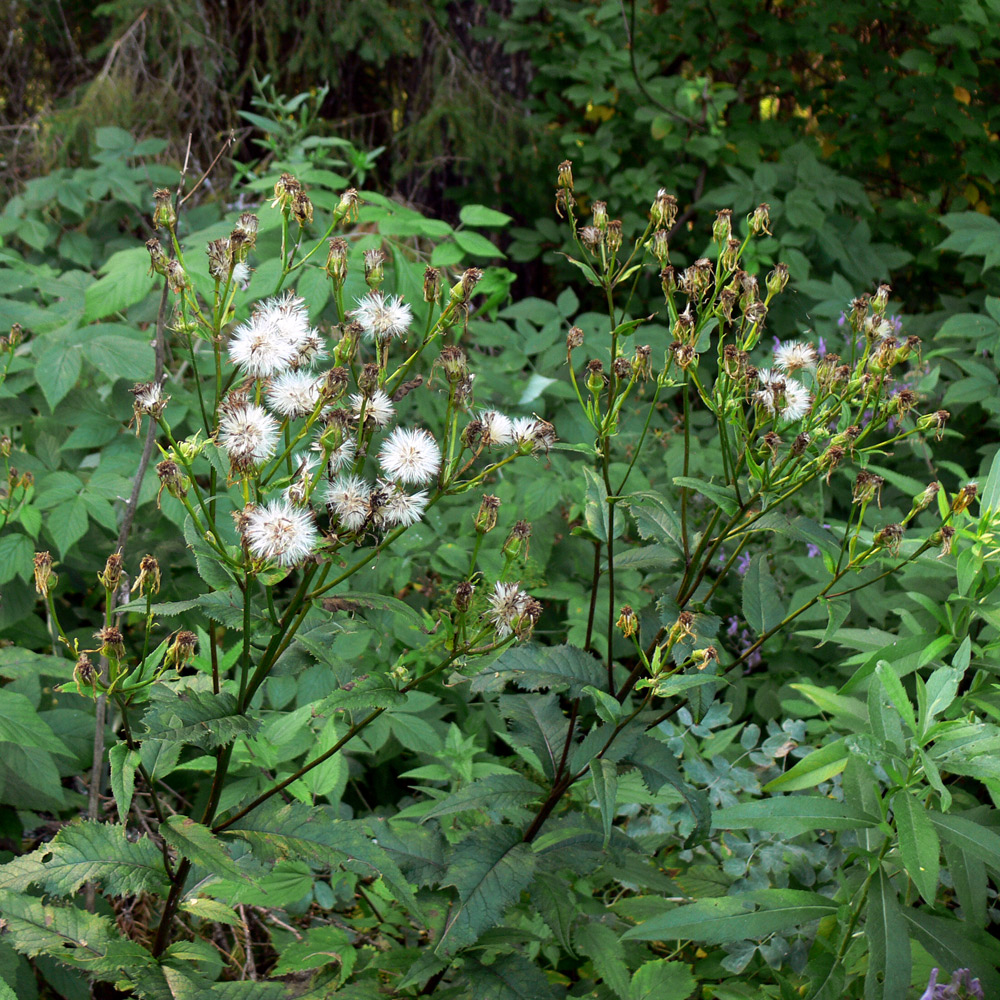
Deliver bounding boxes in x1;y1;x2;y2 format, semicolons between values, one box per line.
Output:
475;494;501;534
206;238;231;281
909;481;939;516
719;287;738;323
692;646;719;669
556;160;574;191
567;326;585;353
272;173;302;212
873;522;904;557
423;265;442;303
98;551;124;591
612;356;632;381
156;459;186;505
165;630;198;671
853;470;885;507
917;409;950;441
894;388;917;418
579;226;602;252
438;345;468;383
898;335;921;363
462;418;485;448
739;273;760;307
713;209;733;246
451;267;483;304
153;188;176;230
673;344;697;369
33;551;56;598
672;306;696;344
334;188;361;225
668;610;695;646
761;431;781;461
358;362;380;394
651;229;670;264
743;300;768;329
325;237;348;285
591;201;608;230
660;265;678;298
605;219;623;254
650;190;678;229
165;259;188;293
766;263;789;295
792;432;810;456
721;238;742;273
616;605;639;639
935;525;956;559
74;654;98;697
503;520;532;560
849;295;870;330
292;190;313;226
682;259;713;301
363;248;385;288
130;380;169;430
722;343;740;376
0;435;11;458
633;344;652;380
146;237;169;276
951;482;979;515
748;203;771;236
232;212;259;252
321;366;350;401
96;625;126;660
454;581;475;612
872;283;891;315
132;554;161;597
555;187;575;218
585;359;606;393
7;323;22;349
821;445;846;484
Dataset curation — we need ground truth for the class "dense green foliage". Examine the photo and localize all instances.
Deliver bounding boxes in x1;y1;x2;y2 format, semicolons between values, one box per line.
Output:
3;3;1000;999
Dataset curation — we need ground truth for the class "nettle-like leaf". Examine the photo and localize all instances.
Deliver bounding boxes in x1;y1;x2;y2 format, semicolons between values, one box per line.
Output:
0;888;155;977
499;693;568;781
458;952;560;1000
420;773;544;823
366;818;446;887
475;642;605;698
160;816;246;881
436;825;537;955
142;687;257;750
0;821;170;896
220;802;420;917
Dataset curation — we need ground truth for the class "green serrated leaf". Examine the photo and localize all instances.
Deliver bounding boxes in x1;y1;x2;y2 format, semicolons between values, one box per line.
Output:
865;867;910;1000
574;921;629;999
630;959;697;1000
420;773;543;822
436;825;536;955
590;759;618;847
742;555;783;634
892;791;940;904
108;743;139;822
142;688;257;749
160;816;245;880
474;642;605;697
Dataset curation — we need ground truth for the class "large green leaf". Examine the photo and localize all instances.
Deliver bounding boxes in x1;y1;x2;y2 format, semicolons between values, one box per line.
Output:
764;738;849;792
0;822;169;896
621;889;837;944
142;688;257;750
864;867;910;1000
929;810;1000;874
82;246;157;322
574;921;629;999
892;791;939;904
420;773;543;822
160;816;245;880
436;825;536;955
713;796;877;835
475;643;605;697
742;555;784;634
0;689;73;756
34;344;82;409
458;953;558;999
630;959;697;1000
499;693;568;781
900;910;1000;994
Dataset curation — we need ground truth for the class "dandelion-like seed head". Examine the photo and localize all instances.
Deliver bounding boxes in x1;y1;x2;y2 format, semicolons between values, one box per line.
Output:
326;475;371;532
781;381;812;421
242;500;318;566
479;410;514;447
351;389;395;427
228;314;299;378
378;427;441;485
373;480;429;528
353;291;413;342
266;370;322;418
290;330;328;369
217;402;279;470
315;435;357;475
773;340;817;373
232;262;251;288
486;581;540;640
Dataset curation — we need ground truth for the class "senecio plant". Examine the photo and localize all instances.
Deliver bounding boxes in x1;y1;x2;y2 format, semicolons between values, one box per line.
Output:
1;160;999;999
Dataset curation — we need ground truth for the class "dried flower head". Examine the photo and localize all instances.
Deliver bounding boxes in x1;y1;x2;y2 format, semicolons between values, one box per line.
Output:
33;551;56;597
486;582;540;640
773;340;817;374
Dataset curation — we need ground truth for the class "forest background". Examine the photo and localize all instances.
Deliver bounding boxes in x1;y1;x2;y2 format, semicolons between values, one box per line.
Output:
3;1;1000;999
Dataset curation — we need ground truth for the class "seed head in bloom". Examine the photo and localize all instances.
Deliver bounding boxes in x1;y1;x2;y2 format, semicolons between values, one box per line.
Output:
773;340;817;373
486;582;539;640
130;380;169;432
290;330;328;370
266;370;322;418
218;402;280;470
229;314;300;378
479;410;514;447
353;291;413;342
326;475;371;532
351;389;395;427
376;481;429;528
780;380;812;421
242;500;318;566
378;427;441;485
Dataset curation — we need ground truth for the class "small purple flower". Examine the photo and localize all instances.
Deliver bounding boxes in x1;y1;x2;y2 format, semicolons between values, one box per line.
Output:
735;551;751;575
727;615;739;637
920;968;984;1000
837;312;847;328
806;543;821;558
772;335;782;350
817;335;827;356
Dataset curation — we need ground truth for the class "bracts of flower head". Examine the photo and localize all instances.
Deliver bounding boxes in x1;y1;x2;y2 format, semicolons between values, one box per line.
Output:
130;379;170;435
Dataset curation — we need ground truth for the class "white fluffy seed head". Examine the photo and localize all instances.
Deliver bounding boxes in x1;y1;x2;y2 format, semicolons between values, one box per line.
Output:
266;370;322;418
486;581;533;639
773;340;817;373
378;427;441;485
326;475;371;531
480;410;514;447
242;500;318;566
315;435;357;475
217;402;279;468
375;481;429;528
229;293;311;377
351;390;395;427
353;291;413;342
781;380;812;421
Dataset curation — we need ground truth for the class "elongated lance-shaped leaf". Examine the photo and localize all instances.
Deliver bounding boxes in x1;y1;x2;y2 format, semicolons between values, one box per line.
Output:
620;889;838;944
590;759;618;848
929;809;1000;875
713;796;878;835
365;818;445;887
0;888;156;977
457;952;559;999
764;738;849;792
892;790;940;904
900;909;1000;995
742;555;784;634
0;821;170;896
865;867;910;1000
436;825;537;956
